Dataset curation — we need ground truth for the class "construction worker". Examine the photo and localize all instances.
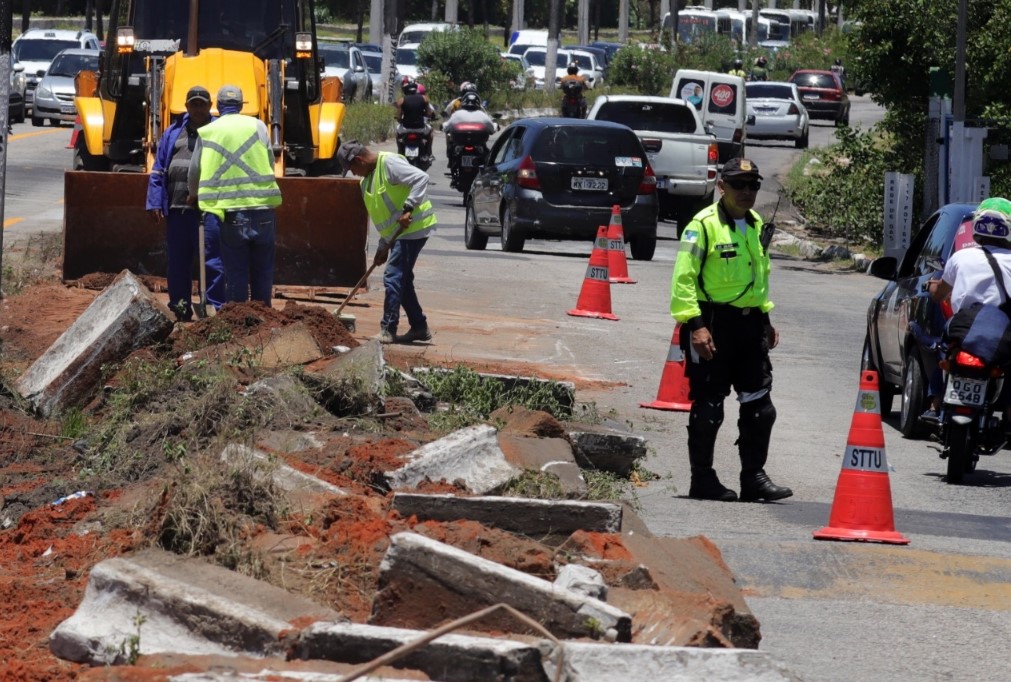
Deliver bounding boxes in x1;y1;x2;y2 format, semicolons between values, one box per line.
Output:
146;85;225;321
337;140;437;345
188;84;281;306
670;157;792;503
729;58;748;78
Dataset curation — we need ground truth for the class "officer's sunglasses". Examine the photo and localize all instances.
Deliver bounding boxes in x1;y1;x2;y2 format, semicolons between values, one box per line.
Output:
725;179;761;191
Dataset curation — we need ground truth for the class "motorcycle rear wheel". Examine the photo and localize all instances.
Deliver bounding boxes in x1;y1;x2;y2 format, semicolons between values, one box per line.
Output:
945;421;972;484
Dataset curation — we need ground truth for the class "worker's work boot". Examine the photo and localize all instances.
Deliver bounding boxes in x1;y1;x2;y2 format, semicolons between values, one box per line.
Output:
737;397;790;501
396;326;432;343
688;469;738;502
687;399;735;500
377;327;396;344
739;471;793;502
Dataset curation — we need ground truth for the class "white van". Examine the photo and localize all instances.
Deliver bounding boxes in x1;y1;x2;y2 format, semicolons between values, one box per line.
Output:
670;69;750;164
397;22;454;48
508;29;548;56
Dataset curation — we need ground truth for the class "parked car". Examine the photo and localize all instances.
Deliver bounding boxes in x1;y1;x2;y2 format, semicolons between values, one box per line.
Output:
465;117;659;259
571;44;610;79
788;69;849;126
500;52;530;90
12;28;101;112
398;22;454;48
8;57;27;124
745;81;810;148
588;41;624;65
31;48;100;127
358;49;385;99
395;43;422;81
522;48;573;89
318;41;372;103
864;202;978;438
568;48;605;88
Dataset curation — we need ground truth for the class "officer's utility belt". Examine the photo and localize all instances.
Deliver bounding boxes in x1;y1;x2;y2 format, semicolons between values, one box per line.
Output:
699;302;762;317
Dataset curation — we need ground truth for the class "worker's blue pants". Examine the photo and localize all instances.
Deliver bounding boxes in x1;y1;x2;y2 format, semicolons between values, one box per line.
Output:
218;208;276;306
165;209;224;320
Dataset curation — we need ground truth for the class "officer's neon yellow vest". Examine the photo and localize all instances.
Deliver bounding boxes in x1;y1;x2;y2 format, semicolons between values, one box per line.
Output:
197;114;281;221
361;152;437;240
670;202;774;322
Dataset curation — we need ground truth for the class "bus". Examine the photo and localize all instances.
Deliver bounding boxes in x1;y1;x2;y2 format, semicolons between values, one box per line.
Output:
715;9;775;45
661;9;718;44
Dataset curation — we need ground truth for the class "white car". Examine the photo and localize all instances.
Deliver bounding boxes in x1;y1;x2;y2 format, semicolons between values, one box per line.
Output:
395;43;422;82
522;48;573;89
745;81;810;148
567;49;604;88
12;28;101;112
398;22;455;47
500;52;530;90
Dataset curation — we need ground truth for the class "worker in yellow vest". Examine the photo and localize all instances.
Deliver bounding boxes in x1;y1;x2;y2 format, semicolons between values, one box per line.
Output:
337;140;438;344
188;84;281;306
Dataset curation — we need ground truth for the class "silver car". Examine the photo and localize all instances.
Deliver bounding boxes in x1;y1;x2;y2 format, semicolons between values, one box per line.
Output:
745;81;810;148
318;41;373;103
8;57;27;124
32;48;99;127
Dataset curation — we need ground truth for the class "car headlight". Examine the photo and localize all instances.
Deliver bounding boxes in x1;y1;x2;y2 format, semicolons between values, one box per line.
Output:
12;72;25;92
36;83;52;99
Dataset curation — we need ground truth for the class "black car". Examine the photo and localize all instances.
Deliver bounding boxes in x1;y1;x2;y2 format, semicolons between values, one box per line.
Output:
465;117;659;259
864;202;977;438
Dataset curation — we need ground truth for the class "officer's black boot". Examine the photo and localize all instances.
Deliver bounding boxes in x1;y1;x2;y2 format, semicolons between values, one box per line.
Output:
687;398;737;501
738;396;792;502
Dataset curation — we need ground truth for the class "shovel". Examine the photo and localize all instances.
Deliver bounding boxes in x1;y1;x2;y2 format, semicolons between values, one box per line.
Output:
194;213;208;319
334;221;409;327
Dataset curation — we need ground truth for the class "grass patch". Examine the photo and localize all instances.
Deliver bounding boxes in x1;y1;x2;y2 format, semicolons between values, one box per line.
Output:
341;101;394;145
420;365;572;419
0;232;62;296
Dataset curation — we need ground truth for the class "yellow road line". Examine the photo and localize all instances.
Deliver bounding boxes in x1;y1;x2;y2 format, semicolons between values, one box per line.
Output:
9;128;68;142
3;217;24;229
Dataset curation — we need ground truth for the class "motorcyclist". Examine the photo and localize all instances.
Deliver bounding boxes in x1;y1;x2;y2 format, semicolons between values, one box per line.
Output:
395;76;435;163
750;55;769;82
443;81;480;119
444;91;496;189
830;58;847;90
559;63;588;118
729;58;747;78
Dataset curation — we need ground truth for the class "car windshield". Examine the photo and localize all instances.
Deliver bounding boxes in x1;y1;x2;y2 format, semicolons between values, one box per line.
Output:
595;101;699;134
533;126;640;165
570;53;594;70
399;31;430;45
363;54;382;72
318;45;350;69
14;39;79;62
47;53;99;77
396;48;417;66
524;50;570;67
793;73;836;89
747;83;794;99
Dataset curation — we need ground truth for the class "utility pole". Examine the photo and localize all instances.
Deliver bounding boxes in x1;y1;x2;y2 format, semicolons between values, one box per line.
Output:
546;0;561;93
0;0;11;297
953;0;966;123
369;0;383;45
750;0;759;47
618;0;628;43
445;0;458;23
577;0;589;45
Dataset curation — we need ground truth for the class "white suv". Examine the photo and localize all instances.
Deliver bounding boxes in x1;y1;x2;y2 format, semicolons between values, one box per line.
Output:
12;29;101;112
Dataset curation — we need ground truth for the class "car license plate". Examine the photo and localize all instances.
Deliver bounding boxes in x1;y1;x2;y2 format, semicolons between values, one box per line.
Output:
802;94;819;100
944;375;987;407
405;146;419;158
571;177;608;191
656;178;668;190
61;105;76;114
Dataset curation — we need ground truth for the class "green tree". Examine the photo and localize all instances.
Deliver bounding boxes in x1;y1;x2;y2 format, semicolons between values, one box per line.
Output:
416;26;515;107
608;45;677;95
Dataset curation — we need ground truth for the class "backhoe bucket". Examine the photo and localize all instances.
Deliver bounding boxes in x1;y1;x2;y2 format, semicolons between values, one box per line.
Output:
62;172;368;287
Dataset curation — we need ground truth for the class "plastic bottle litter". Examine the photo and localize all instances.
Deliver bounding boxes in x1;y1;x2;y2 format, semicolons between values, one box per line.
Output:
51;491;92;506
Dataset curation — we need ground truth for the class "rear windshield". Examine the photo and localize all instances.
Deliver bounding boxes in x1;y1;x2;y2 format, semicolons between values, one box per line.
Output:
791;73;836;89
363;54;382;72
14;39;79;62
396;48;418;65
570;53;594;70
47;53;99;77
533;126;642;164
747;83;794;99
523;50;570;67
318;45;350;69
594;101;699;134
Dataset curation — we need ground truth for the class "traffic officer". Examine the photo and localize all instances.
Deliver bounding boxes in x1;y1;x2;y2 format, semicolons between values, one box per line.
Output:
729;58;748;78
670;157;792;503
337;140;437;344
188;84;282;306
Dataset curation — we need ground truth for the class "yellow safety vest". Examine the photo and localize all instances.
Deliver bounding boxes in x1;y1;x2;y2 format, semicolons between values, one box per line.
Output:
197;114;282;220
361;152;437;241
670;202;773;323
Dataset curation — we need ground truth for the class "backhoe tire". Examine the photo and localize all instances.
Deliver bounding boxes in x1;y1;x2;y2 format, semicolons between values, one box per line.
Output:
73;136;109;171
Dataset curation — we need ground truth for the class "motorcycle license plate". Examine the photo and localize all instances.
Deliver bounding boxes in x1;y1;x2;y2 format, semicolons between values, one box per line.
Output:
944;376;987;407
405;146;419;158
461;155;476;167
571;177;608;191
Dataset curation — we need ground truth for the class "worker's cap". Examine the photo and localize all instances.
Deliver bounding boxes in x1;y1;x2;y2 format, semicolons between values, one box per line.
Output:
185;86;211;103
337;140;367;173
721;157;763;180
217;84;245;105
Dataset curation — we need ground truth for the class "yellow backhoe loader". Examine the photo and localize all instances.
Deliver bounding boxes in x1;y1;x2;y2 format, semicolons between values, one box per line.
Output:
64;0;368;287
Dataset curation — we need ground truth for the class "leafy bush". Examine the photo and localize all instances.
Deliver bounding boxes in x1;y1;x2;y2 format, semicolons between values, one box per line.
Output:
340;101;394;145
771;28;849;78
417;27;516;111
608;45;677;95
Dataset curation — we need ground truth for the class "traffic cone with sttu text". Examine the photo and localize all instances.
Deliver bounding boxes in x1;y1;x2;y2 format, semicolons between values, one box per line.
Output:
813;370;909;544
606;205;636;284
640;324;692;412
567;225;619;321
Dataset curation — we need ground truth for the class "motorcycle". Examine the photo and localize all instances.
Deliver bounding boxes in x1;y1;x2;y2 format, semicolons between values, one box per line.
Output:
560;80;587;119
938;345;1006;484
447;123;491;204
397;130;432;171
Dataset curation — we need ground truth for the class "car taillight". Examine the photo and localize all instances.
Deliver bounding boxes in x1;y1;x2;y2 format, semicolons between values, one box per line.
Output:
638;163;657;194
823;90;840;101
954;350;986;369
641;137;662;153
707;142;718;165
517;155;540;189
788;103;800;115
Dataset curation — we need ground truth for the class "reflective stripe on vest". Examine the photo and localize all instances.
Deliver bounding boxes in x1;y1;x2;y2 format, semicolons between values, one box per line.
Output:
197;115;281;219
361;152;436;240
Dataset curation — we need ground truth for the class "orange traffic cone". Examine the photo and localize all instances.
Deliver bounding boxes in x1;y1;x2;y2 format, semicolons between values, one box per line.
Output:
67;115;82;150
568;225;619;321
814;370;909;544
606;205;636;284
640;324;692;412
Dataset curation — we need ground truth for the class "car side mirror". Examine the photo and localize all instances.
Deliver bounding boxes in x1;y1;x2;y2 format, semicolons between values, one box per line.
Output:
868;256;898;280
746;114;756;125
13;63;24;73
355;64;365;72
36;69;46;77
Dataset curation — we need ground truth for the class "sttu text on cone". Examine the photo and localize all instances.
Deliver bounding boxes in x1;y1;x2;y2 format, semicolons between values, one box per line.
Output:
814;370;909;545
606;205;636;284
568;225;619;321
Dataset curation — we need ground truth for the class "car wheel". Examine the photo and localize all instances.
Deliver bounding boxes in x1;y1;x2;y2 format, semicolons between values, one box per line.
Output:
796;128;809;149
629;234;656;261
50;118;60;127
464;199;488;250
899;353;929;439
31;114;43;127
14;103;25;124
861;333;895;415
500;205;525;253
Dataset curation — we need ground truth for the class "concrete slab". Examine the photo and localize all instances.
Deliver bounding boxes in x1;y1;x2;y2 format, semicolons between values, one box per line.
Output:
543;640;802;681
372;532;632;643
301;338;386;415
384;425;521;494
16;270;175;416
390;493;622;536
292;621;546;682
220;444;349;509
178;321;324;369
498;434;587;496
566;426;648;477
50;549;340;665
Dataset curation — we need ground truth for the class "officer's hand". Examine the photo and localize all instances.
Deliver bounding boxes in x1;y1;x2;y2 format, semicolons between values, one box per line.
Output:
147;208;164;222
691;328;716;361
766;325;779;350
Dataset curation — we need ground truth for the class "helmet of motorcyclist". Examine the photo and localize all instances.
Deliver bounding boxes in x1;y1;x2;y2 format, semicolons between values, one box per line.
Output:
733;58;743;69
756;56;767;67
567;62;579;75
417;83;427;95
460;81;477;95
834;58;843;66
971;204;1011;245
401;76;418;94
461;92;481;110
